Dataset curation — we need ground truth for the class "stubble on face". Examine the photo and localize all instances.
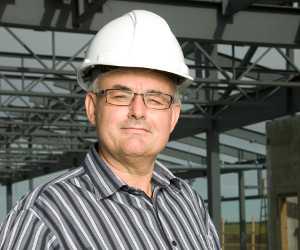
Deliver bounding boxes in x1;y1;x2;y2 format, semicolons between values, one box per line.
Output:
90;68;180;167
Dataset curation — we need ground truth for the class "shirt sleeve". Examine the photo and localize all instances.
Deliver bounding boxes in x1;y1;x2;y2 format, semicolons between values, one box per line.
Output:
0;208;59;250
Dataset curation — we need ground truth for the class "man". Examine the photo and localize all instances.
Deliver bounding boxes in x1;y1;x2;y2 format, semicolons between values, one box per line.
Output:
0;10;220;249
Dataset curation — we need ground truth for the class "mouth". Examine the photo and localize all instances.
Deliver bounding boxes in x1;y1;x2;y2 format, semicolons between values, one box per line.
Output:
121;127;150;133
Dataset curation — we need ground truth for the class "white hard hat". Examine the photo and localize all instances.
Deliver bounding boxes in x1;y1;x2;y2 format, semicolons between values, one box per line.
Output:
77;10;193;91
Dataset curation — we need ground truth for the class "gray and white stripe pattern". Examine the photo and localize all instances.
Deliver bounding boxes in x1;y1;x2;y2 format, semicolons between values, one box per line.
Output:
0;144;220;249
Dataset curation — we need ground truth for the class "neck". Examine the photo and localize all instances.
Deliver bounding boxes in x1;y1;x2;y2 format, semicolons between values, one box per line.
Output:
99;147;155;197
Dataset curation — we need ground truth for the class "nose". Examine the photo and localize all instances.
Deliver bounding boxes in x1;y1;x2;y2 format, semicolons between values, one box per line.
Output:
128;94;146;119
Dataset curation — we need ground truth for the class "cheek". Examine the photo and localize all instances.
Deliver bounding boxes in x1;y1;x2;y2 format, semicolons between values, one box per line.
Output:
151;113;173;136
95;107;125;138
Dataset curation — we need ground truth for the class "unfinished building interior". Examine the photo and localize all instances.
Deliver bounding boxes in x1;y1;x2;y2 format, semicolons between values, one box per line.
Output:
0;0;300;249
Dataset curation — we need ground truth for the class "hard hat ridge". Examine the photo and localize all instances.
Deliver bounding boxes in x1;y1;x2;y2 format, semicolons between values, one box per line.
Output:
77;10;193;91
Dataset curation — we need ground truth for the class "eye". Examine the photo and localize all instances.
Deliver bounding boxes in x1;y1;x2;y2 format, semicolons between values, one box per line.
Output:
109;90;131;101
147;96;164;105
146;94;170;106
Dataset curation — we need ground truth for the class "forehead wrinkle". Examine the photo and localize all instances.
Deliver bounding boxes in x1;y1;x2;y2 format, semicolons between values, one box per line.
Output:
110;84;172;95
95;68;176;94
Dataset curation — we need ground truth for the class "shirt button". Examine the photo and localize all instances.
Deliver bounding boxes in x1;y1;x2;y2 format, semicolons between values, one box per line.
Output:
171;240;177;247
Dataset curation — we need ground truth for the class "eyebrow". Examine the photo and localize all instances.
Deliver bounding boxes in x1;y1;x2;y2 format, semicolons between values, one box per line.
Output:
111;84;131;90
111;84;166;94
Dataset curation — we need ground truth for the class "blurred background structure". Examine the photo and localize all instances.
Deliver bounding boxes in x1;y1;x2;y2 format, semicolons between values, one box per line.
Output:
1;0;300;249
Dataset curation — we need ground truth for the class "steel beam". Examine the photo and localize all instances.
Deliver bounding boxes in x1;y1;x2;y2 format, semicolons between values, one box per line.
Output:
204;194;266;203
0;119;90;128
0;50;83;62
216;87;300;132
195;78;300;87
161;147;205;164
0;0;299;46
173;165;265;179
174;87;300;140
0;73;77;83
172;116;209;140
0;159;59;164
0;106;85;115
225;128;266;145
0;131;96;139
174;87;300;138
0;90;84;99
0;149;83;155
218;52;290;82
178;136;261;160
0;65;74;76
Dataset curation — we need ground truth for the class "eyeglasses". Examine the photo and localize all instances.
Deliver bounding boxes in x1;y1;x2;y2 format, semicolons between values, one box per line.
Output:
94;88;174;110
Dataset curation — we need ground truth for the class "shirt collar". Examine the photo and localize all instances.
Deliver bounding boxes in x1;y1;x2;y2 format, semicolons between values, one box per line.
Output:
83;144;126;199
83;144;181;199
152;161;181;190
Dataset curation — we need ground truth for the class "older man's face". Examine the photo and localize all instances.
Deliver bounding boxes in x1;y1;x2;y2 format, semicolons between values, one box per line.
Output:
85;68;180;160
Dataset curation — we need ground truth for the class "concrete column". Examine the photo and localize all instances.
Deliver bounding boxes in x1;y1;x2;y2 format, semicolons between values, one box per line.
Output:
206;128;221;234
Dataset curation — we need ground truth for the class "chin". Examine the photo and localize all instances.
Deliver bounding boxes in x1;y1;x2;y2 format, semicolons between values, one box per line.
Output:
122;145;149;156
120;143;153;157
118;137;165;157
122;145;163;158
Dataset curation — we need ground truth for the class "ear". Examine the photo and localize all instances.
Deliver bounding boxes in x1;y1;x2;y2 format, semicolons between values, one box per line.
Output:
169;103;181;133
85;93;97;126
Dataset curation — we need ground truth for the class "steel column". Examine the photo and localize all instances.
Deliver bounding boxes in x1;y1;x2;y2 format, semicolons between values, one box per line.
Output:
206;128;221;234
6;182;12;213
29;179;34;192
238;171;247;250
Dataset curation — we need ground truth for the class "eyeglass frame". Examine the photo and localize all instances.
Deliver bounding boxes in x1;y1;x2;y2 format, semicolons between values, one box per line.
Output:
93;88;175;110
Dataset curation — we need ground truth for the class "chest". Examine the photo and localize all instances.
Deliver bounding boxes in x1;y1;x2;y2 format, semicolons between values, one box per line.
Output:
42;188;212;249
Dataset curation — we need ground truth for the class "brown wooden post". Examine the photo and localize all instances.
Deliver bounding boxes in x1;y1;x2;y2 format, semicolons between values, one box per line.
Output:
251;217;255;250
279;198;288;250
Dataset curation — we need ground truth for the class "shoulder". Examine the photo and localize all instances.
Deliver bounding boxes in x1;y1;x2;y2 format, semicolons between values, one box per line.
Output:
177;178;203;201
175;178;208;214
0;166;86;249
12;166;85;214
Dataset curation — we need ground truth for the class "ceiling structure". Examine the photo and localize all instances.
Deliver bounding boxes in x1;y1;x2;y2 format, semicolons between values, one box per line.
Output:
0;0;299;184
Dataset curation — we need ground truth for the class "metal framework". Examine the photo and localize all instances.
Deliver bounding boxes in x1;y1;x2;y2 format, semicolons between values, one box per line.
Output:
0;0;299;239
0;26;285;181
0;0;300;186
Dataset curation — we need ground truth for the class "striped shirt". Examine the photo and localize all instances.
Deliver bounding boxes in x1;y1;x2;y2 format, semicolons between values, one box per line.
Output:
0;144;220;250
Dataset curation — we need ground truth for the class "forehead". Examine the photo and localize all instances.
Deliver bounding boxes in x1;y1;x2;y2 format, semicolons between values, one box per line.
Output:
95;68;176;92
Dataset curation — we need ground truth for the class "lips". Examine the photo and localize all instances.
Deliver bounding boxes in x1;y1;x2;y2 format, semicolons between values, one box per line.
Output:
121;127;150;133
121;121;151;133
